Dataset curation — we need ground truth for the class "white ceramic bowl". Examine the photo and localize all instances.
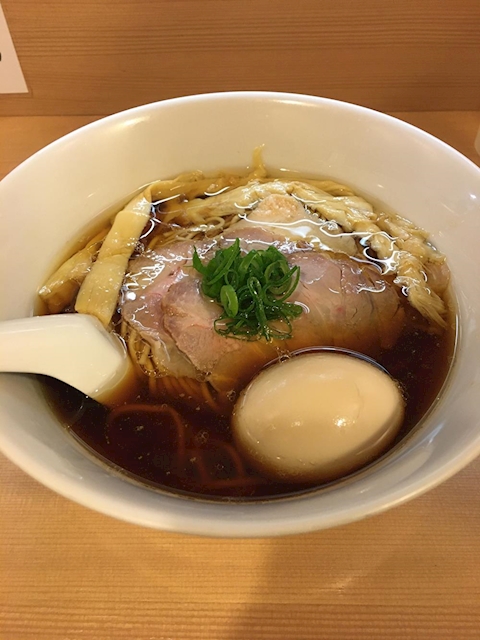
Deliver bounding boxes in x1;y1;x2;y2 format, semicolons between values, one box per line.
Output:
1;92;479;537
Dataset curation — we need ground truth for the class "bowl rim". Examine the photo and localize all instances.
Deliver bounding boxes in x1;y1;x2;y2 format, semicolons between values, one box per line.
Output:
2;90;480;187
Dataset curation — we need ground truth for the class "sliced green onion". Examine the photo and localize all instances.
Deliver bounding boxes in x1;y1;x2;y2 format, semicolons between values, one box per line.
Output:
193;239;303;341
220;284;239;318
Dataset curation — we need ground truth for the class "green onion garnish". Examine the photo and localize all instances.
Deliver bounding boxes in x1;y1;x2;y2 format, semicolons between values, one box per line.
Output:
193;238;303;341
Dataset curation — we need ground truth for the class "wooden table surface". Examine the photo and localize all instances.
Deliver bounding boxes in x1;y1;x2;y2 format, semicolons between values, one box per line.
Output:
2;0;480;116
1;111;480;640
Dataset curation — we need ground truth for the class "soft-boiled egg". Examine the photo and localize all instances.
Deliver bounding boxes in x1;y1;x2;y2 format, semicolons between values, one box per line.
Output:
232;351;404;482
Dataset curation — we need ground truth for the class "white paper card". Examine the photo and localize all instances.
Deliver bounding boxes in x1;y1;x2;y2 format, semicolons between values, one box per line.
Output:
0;3;28;93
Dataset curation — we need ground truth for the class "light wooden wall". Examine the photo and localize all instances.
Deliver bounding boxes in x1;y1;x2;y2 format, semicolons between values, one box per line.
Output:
1;0;479;116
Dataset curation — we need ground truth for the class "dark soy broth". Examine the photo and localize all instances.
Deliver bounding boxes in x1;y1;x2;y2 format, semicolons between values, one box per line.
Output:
42;314;455;501
38;167;457;501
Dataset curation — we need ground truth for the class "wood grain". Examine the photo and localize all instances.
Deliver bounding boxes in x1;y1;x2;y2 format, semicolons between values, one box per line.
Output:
1;0;480;116
1;112;480;639
2;452;480;639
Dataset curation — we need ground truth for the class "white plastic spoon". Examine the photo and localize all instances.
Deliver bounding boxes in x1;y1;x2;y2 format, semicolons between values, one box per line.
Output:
0;314;135;404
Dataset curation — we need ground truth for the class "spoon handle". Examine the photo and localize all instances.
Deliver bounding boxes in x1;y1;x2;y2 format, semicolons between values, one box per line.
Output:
0;314;131;401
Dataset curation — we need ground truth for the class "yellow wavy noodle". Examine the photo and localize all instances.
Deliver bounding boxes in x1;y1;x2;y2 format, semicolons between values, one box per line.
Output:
154;376;226;415
107;402;263;489
107;403;186;460
120;321;226;414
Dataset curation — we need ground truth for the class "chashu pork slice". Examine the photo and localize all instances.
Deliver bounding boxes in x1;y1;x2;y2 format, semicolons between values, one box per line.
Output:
161;247;404;393
121;239;212;379
121;194;405;392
